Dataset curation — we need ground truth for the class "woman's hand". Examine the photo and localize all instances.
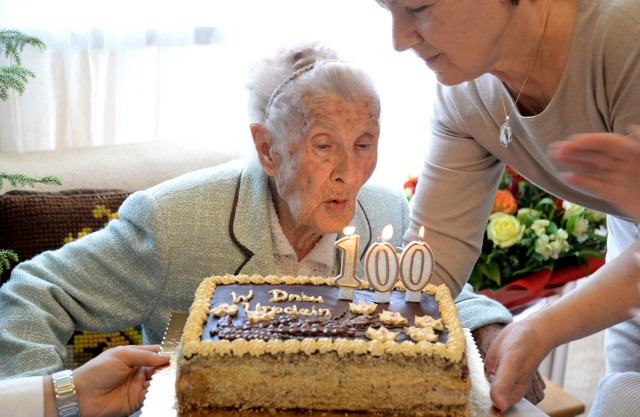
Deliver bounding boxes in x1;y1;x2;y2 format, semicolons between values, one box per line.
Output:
547;127;640;220
72;344;170;417
483;318;555;411
473;323;546;405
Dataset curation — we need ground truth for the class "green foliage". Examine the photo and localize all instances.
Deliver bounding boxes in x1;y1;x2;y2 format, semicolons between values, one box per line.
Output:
0;172;62;189
0;29;46;101
0;64;35;100
0;30;46;65
0;250;19;273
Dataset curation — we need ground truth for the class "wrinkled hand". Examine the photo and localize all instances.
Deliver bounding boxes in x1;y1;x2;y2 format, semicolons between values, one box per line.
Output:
547;127;640;220
73;344;170;417
473;323;546;407
482;320;553;411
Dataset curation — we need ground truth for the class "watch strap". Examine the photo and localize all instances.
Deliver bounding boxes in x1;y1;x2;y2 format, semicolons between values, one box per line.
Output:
51;369;80;417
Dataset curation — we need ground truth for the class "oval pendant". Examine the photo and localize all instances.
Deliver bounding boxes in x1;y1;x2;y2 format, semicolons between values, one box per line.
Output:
499;122;512;147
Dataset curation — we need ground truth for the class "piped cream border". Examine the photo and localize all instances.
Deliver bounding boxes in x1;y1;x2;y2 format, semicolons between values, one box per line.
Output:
180;274;465;362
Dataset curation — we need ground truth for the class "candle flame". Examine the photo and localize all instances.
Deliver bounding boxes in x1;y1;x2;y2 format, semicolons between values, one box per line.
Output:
381;224;393;242
419;226;425;240
343;226;356;236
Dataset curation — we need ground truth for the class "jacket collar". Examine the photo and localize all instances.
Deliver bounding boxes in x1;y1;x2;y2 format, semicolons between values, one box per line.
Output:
228;160;275;274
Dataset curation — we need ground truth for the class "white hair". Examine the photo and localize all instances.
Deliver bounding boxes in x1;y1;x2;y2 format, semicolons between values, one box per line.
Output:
245;41;380;142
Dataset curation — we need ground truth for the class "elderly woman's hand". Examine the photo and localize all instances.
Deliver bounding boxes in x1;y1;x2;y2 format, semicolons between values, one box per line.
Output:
547;128;640;220
483;319;555;411
473;323;546;407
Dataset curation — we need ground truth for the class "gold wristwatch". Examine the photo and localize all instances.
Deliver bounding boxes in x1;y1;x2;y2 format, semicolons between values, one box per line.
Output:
51;369;80;417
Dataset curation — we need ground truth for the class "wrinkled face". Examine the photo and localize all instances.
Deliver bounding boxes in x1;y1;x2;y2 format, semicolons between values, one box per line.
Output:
381;0;507;86
269;94;379;234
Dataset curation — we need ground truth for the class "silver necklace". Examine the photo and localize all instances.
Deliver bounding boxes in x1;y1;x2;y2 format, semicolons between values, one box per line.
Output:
499;0;552;147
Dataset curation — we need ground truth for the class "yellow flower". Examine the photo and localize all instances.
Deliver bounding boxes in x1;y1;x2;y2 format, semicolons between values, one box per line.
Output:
487;212;525;249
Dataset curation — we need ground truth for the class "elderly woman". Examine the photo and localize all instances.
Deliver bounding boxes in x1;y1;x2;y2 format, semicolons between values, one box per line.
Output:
0;41;511;390
0;42;404;378
376;0;640;415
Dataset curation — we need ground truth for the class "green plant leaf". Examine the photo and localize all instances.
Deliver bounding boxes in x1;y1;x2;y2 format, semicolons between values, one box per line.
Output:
0;29;45;101
0;65;35;100
0;29;46;64
0;249;19;273
0;172;62;189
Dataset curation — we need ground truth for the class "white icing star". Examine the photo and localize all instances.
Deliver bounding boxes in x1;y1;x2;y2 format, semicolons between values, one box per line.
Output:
414;315;443;330
379;310;408;326
349;301;377;315
211;303;239;317
406;326;438;343
366;325;399;342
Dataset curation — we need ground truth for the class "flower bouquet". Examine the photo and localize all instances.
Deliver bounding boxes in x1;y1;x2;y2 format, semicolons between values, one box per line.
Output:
471;167;608;309
404;168;608;310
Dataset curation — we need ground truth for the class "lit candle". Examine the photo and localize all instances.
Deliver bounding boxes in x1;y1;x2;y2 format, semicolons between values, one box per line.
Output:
400;226;435;302
334;226;361;300
364;224;399;303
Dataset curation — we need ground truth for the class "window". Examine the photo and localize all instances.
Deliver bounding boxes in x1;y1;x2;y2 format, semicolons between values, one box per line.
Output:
0;0;436;190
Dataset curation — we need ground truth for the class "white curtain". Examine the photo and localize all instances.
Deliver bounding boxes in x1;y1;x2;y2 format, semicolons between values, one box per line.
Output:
0;0;436;190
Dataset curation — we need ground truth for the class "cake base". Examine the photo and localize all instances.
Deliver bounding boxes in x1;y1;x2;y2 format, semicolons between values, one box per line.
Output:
177;350;469;416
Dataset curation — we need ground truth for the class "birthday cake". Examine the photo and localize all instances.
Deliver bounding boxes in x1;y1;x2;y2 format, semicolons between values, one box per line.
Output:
175;274;470;416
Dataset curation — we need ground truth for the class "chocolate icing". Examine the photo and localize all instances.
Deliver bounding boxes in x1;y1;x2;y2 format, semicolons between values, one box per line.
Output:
202;284;448;344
